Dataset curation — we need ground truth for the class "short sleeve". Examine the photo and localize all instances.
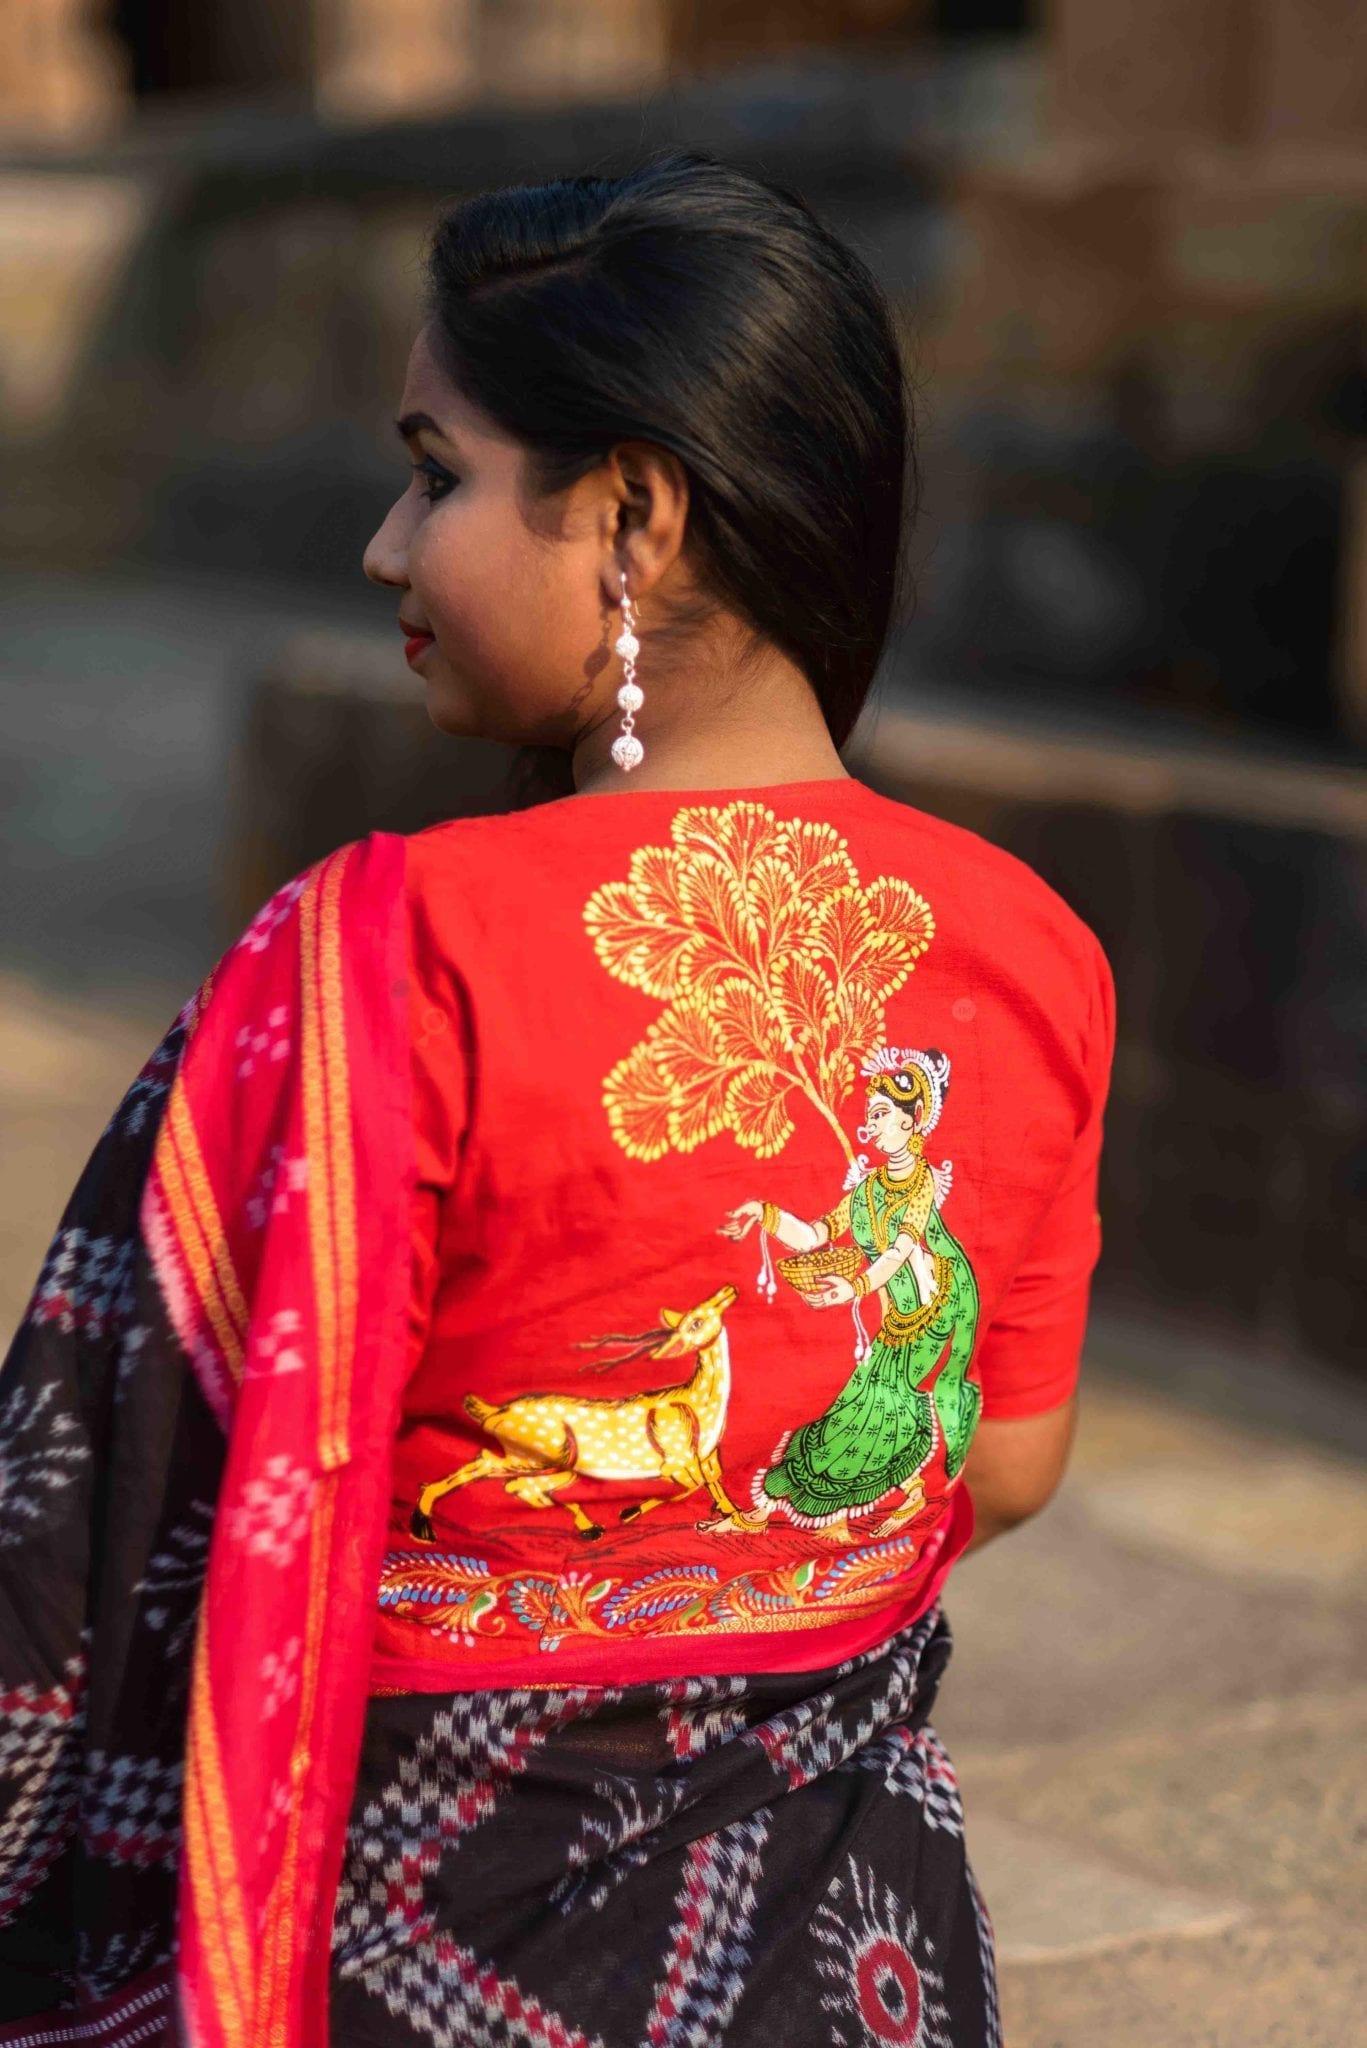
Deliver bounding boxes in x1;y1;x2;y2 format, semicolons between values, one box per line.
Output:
821;1189;854;1242
406;866;472;1371
973;935;1117;1419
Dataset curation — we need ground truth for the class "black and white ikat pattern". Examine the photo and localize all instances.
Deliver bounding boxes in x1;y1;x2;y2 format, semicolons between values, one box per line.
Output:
332;1688;617;1981
965;1857;1004;2048
0;1381;90;1549
0;1006;229;2020
328;1604;1000;2047
0;1658;86;1924
841;1719;967;1835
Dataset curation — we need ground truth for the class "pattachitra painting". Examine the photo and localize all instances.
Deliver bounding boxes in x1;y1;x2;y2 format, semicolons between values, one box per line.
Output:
383;802;982;1659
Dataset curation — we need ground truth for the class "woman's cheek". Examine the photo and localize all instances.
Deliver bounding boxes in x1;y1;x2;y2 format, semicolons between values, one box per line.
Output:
427;505;506;616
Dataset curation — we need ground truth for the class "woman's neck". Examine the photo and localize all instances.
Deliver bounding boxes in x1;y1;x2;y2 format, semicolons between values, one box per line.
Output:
570;614;851;797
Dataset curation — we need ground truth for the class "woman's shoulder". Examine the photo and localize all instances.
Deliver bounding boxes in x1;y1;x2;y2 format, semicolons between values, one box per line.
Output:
395;807;556;906
403;808;530;860
857;787;1111;988
397;796;616;878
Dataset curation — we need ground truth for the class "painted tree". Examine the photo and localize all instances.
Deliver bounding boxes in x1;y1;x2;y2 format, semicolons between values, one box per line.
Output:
583;800;934;1165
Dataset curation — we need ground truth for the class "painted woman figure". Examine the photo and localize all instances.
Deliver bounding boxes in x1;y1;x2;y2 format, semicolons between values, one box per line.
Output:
0;151;1115;2048
717;1046;981;1539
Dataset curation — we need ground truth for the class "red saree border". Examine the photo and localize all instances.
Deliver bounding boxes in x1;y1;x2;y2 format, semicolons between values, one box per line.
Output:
256;849;359;2036
286;837;416;2048
136;832;414;2048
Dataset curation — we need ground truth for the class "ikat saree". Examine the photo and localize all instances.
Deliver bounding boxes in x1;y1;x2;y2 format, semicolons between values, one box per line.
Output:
331;1602;1003;2048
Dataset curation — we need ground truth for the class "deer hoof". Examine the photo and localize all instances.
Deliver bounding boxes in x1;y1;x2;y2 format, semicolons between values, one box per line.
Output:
620;1504;642;1523
579;1524;605;1541
409;1508;436;1544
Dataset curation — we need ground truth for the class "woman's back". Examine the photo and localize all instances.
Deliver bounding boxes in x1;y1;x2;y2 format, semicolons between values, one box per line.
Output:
379;773;1112;1694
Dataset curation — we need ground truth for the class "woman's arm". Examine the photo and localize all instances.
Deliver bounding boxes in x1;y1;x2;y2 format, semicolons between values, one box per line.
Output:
858;1227;917;1296
958;1396;1078;1556
804;1225;919;1307
718;1201;827;1251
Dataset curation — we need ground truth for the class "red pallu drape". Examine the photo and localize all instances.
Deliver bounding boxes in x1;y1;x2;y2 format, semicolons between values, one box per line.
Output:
0;832;414;2047
164;834;414;2046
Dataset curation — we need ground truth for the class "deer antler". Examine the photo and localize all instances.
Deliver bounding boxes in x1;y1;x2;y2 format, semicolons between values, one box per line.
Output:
571;1327;672;1376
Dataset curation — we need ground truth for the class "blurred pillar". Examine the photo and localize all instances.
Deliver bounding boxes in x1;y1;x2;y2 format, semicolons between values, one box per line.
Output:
0;0;129;143
1336;457;1367;746
1044;0;1260;151
108;0;312;98
315;0;479;120
1255;0;1367;153
931;148;1165;409
473;0;669;102
0;173;149;441
1154;156;1366;449
941;1;1366;445
316;0;671;120
1045;0;1367;158
664;1;932;69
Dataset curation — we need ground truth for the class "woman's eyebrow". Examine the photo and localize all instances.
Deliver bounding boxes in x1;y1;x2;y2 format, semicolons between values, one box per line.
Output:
395;410;443;441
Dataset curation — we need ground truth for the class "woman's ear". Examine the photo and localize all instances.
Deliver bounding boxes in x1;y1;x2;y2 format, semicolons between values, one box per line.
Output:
603;441;689;603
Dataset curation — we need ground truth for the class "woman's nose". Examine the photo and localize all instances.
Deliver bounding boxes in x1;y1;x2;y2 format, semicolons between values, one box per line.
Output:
363;498;409;588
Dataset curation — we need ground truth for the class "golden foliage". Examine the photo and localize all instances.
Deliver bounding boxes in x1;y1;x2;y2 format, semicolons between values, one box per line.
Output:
584;800;934;1162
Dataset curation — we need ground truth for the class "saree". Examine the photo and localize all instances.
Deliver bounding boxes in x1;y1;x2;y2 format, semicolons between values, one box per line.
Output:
332;1603;1001;2048
0;826;1002;2047
0;835;416;2046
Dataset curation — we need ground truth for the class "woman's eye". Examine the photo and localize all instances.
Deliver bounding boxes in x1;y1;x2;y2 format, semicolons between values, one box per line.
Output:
412;462;455;504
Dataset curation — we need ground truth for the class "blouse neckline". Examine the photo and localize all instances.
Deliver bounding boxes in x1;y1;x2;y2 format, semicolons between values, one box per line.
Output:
546;773;876;810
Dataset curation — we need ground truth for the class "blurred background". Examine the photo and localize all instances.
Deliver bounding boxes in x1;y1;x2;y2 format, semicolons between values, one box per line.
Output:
1;4;1364;2042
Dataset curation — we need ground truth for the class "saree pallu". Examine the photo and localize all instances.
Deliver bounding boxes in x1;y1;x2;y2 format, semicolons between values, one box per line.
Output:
331;1604;1001;2048
0;836;417;2047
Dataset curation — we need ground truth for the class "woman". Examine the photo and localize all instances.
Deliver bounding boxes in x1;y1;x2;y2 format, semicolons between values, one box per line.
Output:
714;1046;981;1541
0;152;1114;2047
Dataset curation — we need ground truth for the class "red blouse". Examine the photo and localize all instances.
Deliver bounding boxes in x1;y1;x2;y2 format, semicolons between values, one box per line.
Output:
373;775;1115;1692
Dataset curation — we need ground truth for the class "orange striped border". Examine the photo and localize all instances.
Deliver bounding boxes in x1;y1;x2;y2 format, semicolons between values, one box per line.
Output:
293;845;358;1476
256;1477;337;2043
317;846;358;1471
156;1083;249;1385
183;1608;254;2047
184;965;216;1043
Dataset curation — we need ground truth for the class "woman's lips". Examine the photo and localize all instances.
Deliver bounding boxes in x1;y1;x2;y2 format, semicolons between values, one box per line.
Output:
404;634;435;664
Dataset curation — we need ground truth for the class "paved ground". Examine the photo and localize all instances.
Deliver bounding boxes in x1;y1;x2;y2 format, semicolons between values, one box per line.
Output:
940;1370;1367;2047
3;967;1364;2048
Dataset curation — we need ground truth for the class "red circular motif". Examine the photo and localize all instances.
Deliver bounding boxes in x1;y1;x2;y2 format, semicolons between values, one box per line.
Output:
951;997;976;1022
854;1935;922;2043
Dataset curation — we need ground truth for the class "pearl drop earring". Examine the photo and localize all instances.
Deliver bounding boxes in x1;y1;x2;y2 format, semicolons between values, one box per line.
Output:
611;577;644;773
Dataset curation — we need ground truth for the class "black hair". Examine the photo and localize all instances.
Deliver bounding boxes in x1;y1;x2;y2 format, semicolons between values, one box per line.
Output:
423;149;915;796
